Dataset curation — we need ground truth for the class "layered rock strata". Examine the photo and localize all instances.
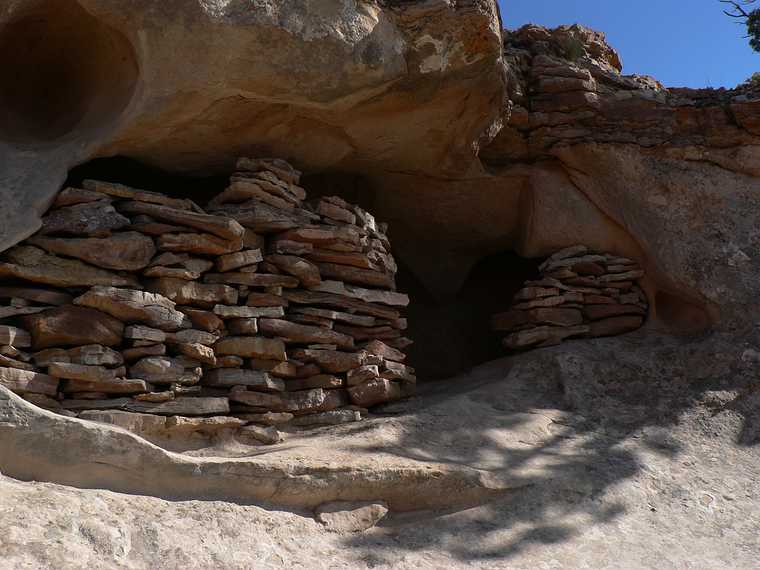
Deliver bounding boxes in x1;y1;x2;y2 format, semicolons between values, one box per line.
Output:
492;245;647;350
0;158;412;443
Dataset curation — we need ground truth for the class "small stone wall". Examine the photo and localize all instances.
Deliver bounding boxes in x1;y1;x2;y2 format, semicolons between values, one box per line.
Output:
491;246;648;350
0;158;412;444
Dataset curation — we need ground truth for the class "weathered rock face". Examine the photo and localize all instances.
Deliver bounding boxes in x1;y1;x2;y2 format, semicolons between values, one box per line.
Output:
0;0;505;250
369;24;760;340
476;24;760;333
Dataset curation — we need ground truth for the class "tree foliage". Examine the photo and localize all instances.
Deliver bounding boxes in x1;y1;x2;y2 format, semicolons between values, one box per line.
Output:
722;0;760;51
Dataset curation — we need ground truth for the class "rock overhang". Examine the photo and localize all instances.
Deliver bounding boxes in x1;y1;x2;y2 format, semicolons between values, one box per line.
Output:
2;6;760;338
0;0;506;251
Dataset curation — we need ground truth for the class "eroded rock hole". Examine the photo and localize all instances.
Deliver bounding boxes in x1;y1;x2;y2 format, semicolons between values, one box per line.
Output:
0;1;138;143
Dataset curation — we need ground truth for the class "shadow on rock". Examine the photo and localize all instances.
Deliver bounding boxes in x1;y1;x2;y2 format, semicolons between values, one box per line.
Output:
342;327;760;563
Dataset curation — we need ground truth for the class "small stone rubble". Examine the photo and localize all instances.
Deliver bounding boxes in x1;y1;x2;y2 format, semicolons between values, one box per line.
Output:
492;245;648;350
0;158;413;444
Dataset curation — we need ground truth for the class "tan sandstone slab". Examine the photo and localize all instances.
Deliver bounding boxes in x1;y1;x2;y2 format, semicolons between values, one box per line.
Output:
315;262;395;290
289;349;367;374
74;287;191;332
0;367;58;396
0;246;139;288
82;180;197;211
266;254;321;288
146;278;238;308
216;249;264;272
259;319;354;350
308;281;409;308
117;201;244;241
61;377;149;395
215;336;287;361
203;369;284;392
156;233;243;256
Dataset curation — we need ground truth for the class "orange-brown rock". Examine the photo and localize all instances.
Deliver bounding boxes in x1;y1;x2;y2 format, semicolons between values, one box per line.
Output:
21;306;124;349
29;232;156;271
315;262;395;290
266;255;321;288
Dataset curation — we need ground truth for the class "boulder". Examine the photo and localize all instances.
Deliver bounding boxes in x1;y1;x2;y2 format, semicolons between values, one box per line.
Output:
82;180;196;210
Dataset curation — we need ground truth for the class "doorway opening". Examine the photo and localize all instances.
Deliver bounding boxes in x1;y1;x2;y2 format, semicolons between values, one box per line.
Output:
398;251;541;380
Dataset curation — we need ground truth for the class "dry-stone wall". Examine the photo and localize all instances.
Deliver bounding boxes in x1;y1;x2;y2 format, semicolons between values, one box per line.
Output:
492;245;648;350
0;158;413;444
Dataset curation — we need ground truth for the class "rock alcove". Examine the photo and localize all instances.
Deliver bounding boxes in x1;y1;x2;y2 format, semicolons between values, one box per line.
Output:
65;158;652;380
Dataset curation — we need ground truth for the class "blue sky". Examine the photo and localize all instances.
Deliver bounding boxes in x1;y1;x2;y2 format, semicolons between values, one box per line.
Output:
499;0;758;88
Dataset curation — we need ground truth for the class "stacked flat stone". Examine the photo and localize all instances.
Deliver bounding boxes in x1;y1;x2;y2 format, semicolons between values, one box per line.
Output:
492;245;648;350
207;158;414;413
0;157;412;443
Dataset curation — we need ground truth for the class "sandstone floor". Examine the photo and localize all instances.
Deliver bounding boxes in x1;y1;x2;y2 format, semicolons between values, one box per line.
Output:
2;350;759;569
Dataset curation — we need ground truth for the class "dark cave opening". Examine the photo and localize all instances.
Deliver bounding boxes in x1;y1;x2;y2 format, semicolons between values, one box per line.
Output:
64;157;229;205
397;251;542;380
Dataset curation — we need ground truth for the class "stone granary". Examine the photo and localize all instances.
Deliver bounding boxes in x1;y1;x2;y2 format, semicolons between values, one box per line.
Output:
0;158;413;443
493;246;648;350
